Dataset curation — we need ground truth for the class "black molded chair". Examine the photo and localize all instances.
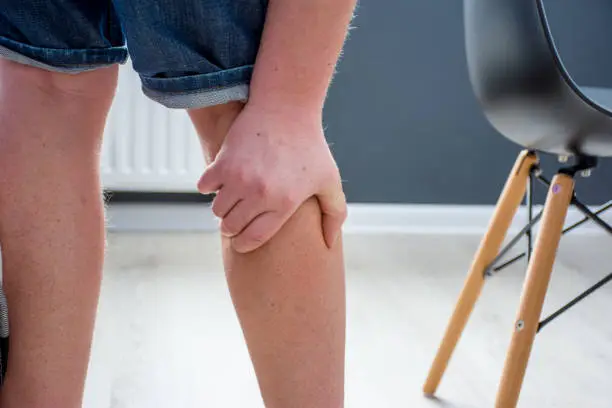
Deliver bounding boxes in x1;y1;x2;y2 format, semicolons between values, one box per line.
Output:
423;1;612;407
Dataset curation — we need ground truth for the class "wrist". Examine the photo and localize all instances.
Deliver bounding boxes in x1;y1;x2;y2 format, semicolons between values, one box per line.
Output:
246;93;324;122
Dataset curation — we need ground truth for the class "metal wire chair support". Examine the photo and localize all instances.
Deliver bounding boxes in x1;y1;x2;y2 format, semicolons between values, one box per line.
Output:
537;271;612;332
491;199;612;274
483;209;543;277
526;167;535;262
482;161;612;332
484;165;543;277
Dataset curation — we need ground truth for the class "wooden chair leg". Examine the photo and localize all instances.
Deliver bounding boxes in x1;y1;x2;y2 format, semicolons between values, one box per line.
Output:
494;173;574;408
423;150;538;395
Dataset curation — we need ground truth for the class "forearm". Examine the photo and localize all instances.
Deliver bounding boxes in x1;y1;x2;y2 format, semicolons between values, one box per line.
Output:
248;0;357;115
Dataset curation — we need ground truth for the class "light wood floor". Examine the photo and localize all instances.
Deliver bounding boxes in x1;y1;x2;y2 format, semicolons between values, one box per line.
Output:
84;232;612;408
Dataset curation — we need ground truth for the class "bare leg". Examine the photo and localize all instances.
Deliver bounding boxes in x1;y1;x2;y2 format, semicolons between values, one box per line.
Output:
189;103;346;408
0;61;117;408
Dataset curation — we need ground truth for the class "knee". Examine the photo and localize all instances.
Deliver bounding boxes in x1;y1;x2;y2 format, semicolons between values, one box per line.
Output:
0;61;118;149
0;60;118;108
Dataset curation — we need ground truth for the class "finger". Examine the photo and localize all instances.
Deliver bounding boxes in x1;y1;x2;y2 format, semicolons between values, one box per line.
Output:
316;188;347;249
197;162;223;194
230;211;288;253
321;212;346;249
219;199;266;237
211;188;242;219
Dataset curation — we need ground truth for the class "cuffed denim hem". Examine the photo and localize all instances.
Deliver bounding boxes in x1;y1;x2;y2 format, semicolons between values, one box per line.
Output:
143;84;249;109
140;65;253;109
0;36;128;74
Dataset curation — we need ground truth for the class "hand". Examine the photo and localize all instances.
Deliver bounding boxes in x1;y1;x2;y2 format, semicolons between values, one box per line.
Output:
197;103;347;253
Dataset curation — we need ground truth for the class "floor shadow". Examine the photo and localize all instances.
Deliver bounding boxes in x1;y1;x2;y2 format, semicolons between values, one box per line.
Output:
423;395;477;408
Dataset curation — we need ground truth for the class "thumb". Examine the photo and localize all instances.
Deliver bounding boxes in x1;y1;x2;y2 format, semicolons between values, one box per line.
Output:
197;162;223;194
316;185;347;249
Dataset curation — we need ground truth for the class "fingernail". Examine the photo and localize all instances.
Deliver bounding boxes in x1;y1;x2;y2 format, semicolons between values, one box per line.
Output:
220;228;232;237
219;221;230;236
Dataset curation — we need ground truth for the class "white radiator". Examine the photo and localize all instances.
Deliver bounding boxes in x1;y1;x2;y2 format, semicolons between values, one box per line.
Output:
101;66;205;192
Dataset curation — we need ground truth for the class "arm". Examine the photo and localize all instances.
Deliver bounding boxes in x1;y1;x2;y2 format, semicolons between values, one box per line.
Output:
248;0;357;115
198;0;356;252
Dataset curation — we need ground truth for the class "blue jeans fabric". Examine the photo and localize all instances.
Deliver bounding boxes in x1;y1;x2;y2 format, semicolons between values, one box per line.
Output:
0;0;268;108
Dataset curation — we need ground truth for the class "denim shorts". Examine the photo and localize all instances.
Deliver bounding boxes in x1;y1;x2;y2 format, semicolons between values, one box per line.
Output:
0;0;268;108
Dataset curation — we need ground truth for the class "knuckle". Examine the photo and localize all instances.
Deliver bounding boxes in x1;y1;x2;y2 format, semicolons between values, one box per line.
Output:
252;177;269;198
228;167;248;184
279;192;296;210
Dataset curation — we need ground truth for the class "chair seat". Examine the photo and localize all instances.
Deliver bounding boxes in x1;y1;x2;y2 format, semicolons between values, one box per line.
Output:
485;84;612;158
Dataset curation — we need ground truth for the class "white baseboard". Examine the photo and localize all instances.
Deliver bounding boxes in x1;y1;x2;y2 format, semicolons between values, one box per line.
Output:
344;204;608;235
106;203;610;235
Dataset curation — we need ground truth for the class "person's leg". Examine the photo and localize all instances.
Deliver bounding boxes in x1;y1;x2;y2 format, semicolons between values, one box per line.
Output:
0;60;117;408
189;103;346;408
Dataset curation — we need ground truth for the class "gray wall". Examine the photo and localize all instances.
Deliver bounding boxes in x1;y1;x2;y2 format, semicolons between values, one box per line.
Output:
324;0;612;204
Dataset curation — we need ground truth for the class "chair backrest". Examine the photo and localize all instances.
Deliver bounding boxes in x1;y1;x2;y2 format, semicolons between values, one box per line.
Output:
465;0;564;105
464;0;612;155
